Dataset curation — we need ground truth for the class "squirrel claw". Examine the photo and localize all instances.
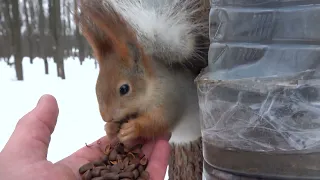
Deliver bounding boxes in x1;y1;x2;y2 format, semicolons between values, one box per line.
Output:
118;120;140;143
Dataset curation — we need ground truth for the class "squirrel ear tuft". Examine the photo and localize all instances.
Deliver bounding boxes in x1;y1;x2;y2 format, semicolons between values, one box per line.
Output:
75;0;140;66
74;0;118;62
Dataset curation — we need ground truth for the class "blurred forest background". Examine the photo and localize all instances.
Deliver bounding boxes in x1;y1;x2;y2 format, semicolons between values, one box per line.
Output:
0;0;95;80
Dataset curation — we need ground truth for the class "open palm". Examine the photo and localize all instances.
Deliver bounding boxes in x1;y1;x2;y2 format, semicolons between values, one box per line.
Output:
0;95;170;180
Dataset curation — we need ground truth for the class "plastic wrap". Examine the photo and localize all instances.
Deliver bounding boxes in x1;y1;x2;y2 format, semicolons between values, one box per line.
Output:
197;0;320;179
197;69;320;152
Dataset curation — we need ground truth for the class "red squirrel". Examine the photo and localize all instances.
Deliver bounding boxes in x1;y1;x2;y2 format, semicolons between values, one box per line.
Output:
75;0;209;145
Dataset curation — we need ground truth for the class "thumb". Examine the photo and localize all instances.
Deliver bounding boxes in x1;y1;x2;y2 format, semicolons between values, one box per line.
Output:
2;94;59;163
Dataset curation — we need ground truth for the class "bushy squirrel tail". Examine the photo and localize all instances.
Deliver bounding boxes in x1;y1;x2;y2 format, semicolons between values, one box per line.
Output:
75;0;209;69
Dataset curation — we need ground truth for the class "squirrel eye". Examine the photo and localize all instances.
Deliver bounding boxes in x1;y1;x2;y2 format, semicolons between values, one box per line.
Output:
119;84;130;96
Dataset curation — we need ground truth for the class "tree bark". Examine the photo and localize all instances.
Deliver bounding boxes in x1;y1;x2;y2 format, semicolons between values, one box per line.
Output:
74;0;85;65
168;138;203;180
67;2;71;33
62;0;66;38
3;0;13;56
44;58;49;74
23;0;34;64
94;59;98;69
0;5;5;58
38;0;49;74
29;0;36;60
49;0;65;79
11;0;24;80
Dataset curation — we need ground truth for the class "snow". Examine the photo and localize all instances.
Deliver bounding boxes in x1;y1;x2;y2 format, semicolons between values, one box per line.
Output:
0;57;169;179
0;57;103;160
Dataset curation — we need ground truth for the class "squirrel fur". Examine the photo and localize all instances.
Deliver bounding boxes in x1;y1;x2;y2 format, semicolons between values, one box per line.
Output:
75;0;209;144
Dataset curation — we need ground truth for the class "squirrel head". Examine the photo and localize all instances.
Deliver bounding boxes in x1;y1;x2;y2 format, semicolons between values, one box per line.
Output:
95;42;154;123
75;0;154;122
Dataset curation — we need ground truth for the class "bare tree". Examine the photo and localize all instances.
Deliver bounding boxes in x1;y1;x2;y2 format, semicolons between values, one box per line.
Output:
6;0;24;80
49;0;65;79
23;0;34;64
67;1;72;33
66;1;73;56
61;0;69;58
29;1;37;57
0;3;5;60
74;0;85;65
62;0;67;38
3;0;13;60
0;0;98;79
38;0;49;74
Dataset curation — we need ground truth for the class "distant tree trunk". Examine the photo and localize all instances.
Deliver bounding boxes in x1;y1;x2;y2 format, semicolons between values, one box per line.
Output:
95;59;98;69
0;7;2;58
61;1;67;58
23;0;34;64
44;57;49;74
49;0;65;79
3;0;13;56
67;2;71;32
74;0;85;65
67;2;73;57
38;0;49;74
11;0;24;80
0;6;4;58
29;1;37;58
62;0;67;38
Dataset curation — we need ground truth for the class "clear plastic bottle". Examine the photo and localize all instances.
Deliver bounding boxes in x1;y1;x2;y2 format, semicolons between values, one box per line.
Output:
196;0;320;179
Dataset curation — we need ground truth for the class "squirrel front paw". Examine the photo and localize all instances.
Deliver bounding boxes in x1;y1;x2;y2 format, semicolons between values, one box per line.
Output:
118;120;141;143
104;122;120;139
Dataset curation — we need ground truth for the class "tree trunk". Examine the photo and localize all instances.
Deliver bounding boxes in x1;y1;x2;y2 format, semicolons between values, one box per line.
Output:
29;0;36;62
23;0;34;64
74;0;85;65
49;0;65;79
55;45;65;79
67;2;71;32
95;59;98;69
57;61;66;79
3;0;13;56
0;5;5;58
62;0;66;38
79;43;85;65
38;0;49;74
168;138;203;180
11;0;24;80
44;58;49;74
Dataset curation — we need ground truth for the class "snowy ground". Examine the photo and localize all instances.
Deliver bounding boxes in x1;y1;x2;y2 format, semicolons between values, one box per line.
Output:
0;57;169;179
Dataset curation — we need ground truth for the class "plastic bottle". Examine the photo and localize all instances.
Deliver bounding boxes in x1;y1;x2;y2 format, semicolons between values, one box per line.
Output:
196;0;320;179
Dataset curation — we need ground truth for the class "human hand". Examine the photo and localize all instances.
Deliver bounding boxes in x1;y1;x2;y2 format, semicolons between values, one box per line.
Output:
0;94;170;180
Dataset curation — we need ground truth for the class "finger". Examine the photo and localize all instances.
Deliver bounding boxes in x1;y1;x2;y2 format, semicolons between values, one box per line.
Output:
56;136;110;179
2;94;59;162
146;139;171;180
142;133;171;158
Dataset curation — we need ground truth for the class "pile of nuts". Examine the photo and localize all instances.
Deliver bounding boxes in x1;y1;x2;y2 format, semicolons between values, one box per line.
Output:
79;143;150;180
